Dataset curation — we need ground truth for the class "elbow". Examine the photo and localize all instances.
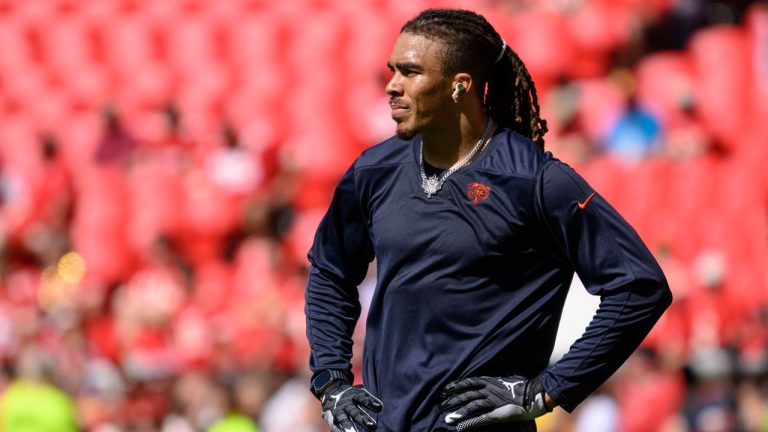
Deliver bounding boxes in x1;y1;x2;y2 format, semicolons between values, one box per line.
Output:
662;281;673;309
653;277;673;316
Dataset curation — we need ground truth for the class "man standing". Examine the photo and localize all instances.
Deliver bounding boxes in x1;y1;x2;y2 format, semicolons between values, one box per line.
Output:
305;8;672;432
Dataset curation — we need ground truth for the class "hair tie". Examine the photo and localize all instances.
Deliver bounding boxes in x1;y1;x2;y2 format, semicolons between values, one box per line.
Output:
494;39;507;64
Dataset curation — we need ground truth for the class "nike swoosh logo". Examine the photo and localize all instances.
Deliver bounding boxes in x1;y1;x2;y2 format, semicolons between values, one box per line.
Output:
578;192;596;210
445;412;463;423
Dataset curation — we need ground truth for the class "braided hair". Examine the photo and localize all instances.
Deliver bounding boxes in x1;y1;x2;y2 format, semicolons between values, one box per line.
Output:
401;8;548;149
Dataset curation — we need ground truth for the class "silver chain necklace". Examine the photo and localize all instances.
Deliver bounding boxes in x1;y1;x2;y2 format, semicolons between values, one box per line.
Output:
419;119;494;198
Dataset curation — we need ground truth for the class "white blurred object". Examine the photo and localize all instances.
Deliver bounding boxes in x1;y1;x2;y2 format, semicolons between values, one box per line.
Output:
551;276;601;362
161;414;196;432
260;377;324;432
206;147;261;196
693;249;726;288
573;394;621;432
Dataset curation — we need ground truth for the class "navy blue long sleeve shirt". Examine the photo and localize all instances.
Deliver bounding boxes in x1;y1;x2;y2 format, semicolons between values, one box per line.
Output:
305;128;672;431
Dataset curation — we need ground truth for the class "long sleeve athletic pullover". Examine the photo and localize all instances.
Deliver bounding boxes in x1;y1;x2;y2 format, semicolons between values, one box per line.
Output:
305;128;672;431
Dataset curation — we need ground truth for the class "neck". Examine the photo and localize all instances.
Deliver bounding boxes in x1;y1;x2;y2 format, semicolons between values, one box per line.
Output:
422;112;492;169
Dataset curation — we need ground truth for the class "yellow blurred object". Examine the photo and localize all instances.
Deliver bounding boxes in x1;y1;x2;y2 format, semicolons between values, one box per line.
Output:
536;410;554;428
37;252;85;310
57;252;86;284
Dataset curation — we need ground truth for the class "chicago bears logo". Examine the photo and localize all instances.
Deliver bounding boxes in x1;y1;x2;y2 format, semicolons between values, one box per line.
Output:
467;182;491;205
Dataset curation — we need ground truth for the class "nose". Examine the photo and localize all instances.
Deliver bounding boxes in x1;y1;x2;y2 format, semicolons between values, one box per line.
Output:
385;73;402;97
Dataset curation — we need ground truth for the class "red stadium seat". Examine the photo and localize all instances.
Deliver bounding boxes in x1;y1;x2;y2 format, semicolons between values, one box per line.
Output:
224;13;283;67
618;158;671;247
192;259;234;316
635;52;695;127
745;4;768;131
568;0;632;54
505;10;576;86
38;18;93;77
98;16;156;72
0;115;38;168
662;155;721;261
0;20;36;75
578;154;625;206
342;7;400;83
56;111;102;171
283;207;326;267
689;26;752;152
71;167;138;284
233;237;281;302
125;154;186;254
165;17;218;74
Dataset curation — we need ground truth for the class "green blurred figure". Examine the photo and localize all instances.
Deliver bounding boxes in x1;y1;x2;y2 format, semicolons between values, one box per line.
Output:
208;413;260;432
207;379;262;432
0;346;78;432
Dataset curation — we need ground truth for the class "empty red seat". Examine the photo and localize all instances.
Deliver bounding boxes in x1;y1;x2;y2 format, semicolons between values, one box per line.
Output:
38;19;92;76
689;26;751;152
568;0;632;54
745;4;768;131
505;10;576;86
98;17;156;72
636;52;695;127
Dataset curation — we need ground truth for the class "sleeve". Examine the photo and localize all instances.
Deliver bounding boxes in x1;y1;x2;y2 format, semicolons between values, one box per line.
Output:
533;159;673;412
304;163;375;379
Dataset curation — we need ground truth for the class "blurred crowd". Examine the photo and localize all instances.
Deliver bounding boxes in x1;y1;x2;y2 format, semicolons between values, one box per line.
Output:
0;0;767;431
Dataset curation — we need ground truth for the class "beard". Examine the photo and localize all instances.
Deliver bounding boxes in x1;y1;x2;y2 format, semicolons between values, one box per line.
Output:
394;122;417;140
395;129;416;140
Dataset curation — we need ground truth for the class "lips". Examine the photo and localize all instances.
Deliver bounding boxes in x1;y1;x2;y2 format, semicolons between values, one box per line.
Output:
390;101;409;119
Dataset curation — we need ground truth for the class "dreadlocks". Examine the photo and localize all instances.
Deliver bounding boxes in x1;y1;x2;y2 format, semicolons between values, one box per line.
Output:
401;8;548;149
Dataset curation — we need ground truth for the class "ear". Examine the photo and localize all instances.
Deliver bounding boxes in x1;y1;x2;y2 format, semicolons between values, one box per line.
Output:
452;72;473;95
451;72;473;102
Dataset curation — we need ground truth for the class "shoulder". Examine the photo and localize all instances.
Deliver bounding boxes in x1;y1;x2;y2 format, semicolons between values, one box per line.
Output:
477;128;553;180
354;135;414;171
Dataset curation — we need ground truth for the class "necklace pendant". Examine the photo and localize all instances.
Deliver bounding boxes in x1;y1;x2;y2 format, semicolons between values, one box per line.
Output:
422;175;441;198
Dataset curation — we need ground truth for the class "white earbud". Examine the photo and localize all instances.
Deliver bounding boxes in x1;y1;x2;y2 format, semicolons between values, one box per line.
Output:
452;82;466;101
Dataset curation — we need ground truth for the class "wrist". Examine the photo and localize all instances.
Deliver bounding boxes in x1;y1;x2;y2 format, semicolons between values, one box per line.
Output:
321;380;348;399
310;369;353;400
525;375;553;415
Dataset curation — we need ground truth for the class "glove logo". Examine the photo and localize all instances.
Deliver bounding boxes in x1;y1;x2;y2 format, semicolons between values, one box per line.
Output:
499;379;523;398
467;182;491;205
445;412;463;423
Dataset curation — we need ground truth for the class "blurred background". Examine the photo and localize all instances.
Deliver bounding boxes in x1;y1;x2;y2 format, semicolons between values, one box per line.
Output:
0;0;767;430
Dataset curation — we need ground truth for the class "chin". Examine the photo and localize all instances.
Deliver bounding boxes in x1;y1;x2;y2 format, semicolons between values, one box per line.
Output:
395;124;417;140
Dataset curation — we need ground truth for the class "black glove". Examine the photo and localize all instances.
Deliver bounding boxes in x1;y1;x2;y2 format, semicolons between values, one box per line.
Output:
321;382;383;432
439;375;552;431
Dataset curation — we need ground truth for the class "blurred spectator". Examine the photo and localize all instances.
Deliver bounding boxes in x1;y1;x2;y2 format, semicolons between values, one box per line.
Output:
207;377;265;432
205;123;262;198
94;107;139;165
605;94;662;161
0;133;73;269
0;344;78;431
684;348;739;432
616;349;686;432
